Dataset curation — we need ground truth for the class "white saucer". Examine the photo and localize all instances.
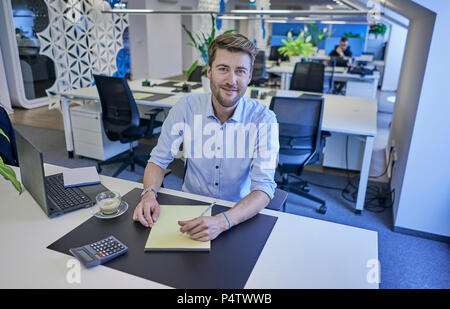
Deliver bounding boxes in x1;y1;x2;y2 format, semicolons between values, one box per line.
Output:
90;201;128;219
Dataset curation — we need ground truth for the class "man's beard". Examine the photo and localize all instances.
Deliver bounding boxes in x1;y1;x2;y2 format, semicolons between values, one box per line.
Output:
210;80;246;108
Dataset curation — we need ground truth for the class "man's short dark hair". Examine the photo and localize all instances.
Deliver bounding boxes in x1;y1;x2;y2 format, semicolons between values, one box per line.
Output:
340;37;348;43
208;33;258;70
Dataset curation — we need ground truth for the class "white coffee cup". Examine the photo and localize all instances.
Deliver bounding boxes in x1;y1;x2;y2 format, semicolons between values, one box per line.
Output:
96;191;121;215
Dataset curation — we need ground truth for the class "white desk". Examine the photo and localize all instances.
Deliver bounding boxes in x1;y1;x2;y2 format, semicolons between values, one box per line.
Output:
266;62;380;98
0;163;379;288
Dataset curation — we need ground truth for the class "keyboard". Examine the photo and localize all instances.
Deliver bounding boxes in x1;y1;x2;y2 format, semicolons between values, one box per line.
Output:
45;174;92;210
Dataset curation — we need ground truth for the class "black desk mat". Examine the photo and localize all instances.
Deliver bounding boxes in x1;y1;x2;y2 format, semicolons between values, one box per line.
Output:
47;188;277;288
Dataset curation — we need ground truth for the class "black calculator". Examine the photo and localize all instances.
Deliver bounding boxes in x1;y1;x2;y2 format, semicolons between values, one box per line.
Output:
69;236;128;268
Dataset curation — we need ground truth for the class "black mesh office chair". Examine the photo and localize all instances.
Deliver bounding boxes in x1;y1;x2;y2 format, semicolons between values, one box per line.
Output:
249;50;268;87
270;96;328;214
93;75;163;177
289;62;325;93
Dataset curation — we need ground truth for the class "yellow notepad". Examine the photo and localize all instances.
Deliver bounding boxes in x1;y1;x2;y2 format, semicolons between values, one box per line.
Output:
144;205;211;252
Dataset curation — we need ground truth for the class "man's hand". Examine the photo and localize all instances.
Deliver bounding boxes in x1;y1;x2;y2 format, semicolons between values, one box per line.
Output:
133;191;160;227
336;46;344;57
178;214;228;242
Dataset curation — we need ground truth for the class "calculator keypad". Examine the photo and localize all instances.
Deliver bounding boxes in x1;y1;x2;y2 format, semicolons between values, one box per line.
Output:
90;237;125;258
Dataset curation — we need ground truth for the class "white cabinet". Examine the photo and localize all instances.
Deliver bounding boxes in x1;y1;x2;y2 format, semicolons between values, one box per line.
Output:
346;80;378;99
70;102;131;161
322;132;365;171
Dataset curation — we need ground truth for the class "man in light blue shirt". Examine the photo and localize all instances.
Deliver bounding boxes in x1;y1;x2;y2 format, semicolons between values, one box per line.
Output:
133;33;279;241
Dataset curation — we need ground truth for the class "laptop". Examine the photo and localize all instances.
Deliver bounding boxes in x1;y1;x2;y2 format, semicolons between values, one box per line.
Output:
15;129;108;218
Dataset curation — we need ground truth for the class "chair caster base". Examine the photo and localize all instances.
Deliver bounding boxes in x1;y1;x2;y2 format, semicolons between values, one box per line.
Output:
354;209;362;215
316;205;327;214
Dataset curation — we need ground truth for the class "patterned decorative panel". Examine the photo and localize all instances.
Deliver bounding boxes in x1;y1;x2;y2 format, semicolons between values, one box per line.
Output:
36;0;128;94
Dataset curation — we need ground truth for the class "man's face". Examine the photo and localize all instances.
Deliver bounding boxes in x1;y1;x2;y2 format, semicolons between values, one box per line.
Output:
207;48;252;109
339;40;348;51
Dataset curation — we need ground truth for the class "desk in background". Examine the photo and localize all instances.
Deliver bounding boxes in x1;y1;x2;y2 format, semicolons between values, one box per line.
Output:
0;163;379;288
266;62;380;98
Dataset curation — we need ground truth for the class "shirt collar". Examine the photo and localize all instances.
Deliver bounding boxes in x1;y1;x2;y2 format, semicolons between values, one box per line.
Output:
206;95;245;123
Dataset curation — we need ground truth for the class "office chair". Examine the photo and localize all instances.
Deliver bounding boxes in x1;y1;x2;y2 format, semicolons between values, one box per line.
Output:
187;65;203;83
265;187;289;212
93;74;164;177
249;50;268;87
289;62;325;93
270;96;328;214
0;106;19;167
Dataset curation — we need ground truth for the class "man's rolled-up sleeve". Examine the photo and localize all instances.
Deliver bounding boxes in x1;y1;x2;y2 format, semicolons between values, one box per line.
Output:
250;111;279;199
148;97;186;170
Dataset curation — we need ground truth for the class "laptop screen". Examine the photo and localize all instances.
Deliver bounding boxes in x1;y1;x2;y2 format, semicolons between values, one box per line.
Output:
15;129;49;215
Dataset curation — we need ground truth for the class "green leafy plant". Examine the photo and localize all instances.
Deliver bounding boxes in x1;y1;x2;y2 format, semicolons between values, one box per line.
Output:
306;23;330;47
278;31;316;59
182;13;235;80
0;128;22;193
369;23;387;38
344;32;362;39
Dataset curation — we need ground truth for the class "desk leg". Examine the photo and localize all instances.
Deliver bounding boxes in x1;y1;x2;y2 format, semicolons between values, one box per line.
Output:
355;136;374;214
281;73;290;90
61;97;74;158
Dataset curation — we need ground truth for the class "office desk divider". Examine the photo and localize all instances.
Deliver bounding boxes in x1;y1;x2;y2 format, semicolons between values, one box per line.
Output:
47;188;278;289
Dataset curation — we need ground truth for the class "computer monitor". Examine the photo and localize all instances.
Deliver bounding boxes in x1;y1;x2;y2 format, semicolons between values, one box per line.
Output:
269;46;289;61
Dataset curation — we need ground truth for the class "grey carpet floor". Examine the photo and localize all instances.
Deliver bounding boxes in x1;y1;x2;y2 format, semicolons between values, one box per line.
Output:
13;124;450;289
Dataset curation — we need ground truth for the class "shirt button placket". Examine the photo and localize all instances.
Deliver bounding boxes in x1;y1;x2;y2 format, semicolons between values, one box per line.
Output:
214;124;224;196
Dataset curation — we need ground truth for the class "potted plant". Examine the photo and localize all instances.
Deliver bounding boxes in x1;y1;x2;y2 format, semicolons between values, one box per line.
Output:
278;30;316;65
0;129;22;193
182;14;234;92
369;23;387;39
344;32;362;39
306;23;330;48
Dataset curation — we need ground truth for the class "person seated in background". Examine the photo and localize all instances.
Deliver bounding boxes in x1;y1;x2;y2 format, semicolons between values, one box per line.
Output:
329;37;353;67
327;37;353;95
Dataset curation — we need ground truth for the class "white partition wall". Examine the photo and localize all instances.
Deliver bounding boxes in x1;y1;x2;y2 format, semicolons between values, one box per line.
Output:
0;0;129;109
0;47;12;113
385;0;450;239
128;0;185;79
381;22;407;91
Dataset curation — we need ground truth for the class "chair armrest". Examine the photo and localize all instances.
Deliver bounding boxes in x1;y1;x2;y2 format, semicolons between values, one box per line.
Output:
144;108;164;119
266;188;288;211
321;130;331;138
